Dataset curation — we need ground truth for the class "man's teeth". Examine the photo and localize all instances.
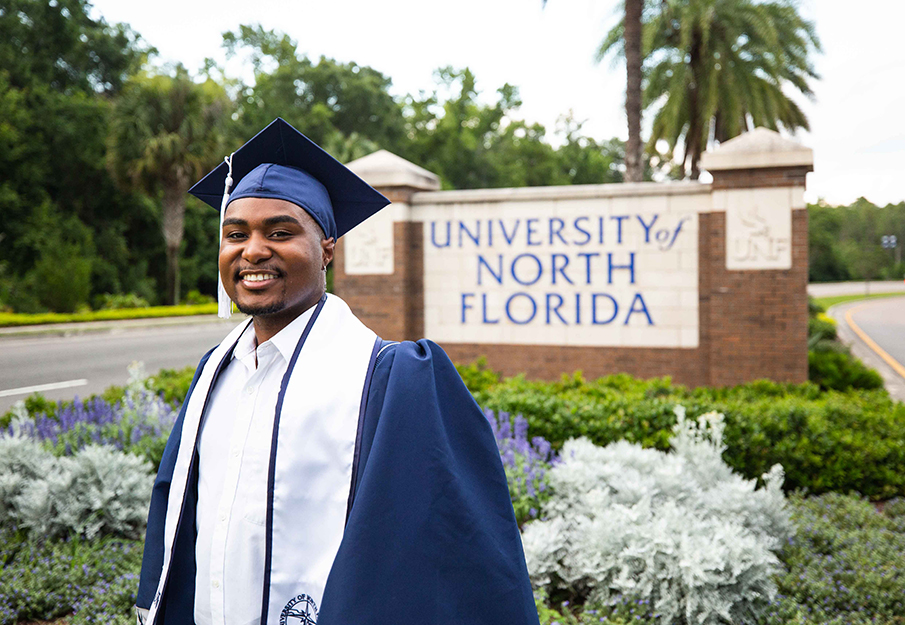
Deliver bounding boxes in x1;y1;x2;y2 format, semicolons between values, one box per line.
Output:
244;273;275;282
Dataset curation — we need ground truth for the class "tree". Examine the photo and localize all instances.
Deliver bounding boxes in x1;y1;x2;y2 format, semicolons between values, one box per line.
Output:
107;67;229;304
600;0;820;179
222;25;406;153
623;0;644;182
0;0;150;311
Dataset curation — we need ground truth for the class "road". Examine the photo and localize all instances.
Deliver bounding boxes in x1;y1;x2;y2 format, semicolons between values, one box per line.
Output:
0;318;245;413
829;296;905;401
808;280;905;297
2;291;904;413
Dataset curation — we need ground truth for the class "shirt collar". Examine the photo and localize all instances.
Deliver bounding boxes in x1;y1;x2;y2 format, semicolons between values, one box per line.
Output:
231;302;319;367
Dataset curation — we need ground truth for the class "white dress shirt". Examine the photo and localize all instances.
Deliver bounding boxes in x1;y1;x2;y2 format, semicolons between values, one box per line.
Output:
195;306;315;625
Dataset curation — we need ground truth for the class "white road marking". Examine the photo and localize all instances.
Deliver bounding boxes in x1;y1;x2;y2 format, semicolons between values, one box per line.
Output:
0;379;89;398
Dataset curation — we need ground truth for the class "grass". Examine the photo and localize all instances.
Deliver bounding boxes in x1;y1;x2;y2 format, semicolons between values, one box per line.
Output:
0;304;219;327
812;291;905;311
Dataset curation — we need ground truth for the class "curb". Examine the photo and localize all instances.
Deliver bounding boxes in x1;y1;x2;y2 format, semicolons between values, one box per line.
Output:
0;314;245;339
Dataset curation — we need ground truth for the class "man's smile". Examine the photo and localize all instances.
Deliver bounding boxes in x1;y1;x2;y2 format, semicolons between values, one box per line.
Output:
236;269;282;290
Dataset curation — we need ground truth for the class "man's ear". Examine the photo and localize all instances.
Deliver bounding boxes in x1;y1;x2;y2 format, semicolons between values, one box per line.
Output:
321;237;336;268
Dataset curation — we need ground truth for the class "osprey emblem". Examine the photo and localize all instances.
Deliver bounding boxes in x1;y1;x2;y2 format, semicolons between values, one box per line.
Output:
280;594;318;625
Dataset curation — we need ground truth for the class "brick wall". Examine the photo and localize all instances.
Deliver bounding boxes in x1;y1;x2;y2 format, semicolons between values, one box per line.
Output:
337;137;811;388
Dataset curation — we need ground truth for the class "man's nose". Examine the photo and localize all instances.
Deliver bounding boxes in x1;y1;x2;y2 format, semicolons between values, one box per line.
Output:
242;232;272;263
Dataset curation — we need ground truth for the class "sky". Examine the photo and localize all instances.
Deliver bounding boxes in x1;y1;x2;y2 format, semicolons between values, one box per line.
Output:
90;0;905;206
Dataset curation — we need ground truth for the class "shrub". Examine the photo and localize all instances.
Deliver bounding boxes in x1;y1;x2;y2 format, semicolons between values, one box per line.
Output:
473;370;905;499
523;408;791;625
807;314;837;342
182;289;214;305
456;356;502;394
808;349;884;391
0;524;142;625
0;436;152;540
762;493;905;624
5;362;178;469
147;364;196;405
95;292;150;310
484;410;556;526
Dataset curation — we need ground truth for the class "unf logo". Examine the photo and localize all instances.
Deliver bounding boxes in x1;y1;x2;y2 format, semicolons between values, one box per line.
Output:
280;594;318;625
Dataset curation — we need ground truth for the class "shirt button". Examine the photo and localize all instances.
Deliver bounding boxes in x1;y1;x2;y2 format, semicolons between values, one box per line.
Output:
245;386;255;395
219;513;227;522
212;580;220;589
231;449;240;458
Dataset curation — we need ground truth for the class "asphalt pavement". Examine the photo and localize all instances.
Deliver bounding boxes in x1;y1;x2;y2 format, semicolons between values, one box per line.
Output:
0;316;245;413
828;296;905;401
2;288;904;413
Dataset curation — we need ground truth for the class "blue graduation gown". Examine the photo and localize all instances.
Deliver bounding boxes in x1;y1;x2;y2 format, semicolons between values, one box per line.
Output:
137;339;539;625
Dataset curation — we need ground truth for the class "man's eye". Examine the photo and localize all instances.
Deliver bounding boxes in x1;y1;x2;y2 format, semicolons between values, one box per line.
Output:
225;231;247;240
270;230;292;238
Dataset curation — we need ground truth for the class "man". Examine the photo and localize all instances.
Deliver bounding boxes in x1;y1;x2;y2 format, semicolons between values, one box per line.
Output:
136;118;539;625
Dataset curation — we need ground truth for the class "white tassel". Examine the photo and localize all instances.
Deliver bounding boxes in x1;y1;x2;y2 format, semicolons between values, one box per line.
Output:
217;153;235;319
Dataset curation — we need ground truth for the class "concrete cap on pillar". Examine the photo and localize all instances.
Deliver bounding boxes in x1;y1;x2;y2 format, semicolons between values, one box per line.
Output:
347;149;441;191
701;127;813;171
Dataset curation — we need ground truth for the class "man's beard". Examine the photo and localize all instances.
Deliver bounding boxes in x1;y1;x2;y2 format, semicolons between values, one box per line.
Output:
233;288;288;317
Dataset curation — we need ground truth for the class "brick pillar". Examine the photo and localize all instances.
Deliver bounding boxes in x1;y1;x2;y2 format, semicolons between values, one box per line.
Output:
334;150;440;341
699;128;814;385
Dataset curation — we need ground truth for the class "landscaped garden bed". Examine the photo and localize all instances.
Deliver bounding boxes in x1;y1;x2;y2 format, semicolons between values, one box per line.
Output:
2;360;903;624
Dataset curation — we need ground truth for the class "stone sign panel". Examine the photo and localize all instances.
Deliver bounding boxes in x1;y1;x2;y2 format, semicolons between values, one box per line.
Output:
416;193;703;348
722;188;793;270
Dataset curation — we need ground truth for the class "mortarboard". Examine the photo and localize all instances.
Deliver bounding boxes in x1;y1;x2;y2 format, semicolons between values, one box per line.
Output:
188;118;391;318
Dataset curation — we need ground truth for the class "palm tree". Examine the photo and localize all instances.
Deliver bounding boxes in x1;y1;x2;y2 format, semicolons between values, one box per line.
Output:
600;0;820;179
107;67;229;304
623;0;644;182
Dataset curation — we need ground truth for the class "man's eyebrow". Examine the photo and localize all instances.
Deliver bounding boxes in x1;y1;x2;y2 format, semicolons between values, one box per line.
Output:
262;215;304;227
221;215;305;228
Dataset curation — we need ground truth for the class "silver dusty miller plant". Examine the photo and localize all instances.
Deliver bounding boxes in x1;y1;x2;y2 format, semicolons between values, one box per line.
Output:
0;434;153;539
522;406;791;625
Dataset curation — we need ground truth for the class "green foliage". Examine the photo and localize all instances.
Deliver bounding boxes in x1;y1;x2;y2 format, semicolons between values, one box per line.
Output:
147;365;197;405
809;199;905;282
106;65;230;305
181;289;214;306
402;67;623;190
0;302;217;327
807;314;837;343
808;349;884;392
0;524;142;625
455;356;503;394
470;366;905;499
95;292;151;310
600;0;820;178
761;493;905;624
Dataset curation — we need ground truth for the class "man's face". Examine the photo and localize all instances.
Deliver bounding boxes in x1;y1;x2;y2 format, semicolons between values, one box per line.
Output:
219;197;334;326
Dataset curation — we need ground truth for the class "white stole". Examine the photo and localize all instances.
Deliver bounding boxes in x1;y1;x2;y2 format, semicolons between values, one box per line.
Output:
147;295;378;625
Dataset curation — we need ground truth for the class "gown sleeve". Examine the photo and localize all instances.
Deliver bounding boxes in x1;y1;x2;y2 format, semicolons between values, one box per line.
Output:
320;339;540;625
136;348;214;611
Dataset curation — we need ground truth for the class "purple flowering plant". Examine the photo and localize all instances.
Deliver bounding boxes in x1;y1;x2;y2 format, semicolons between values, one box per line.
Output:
5;363;177;470
484;409;557;526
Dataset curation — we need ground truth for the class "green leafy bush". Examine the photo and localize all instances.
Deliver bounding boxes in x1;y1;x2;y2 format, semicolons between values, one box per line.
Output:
95;292;150;310
807;314;837;342
182;289;214;305
148;365;196;405
0;525;141;625
761;493;905;624
456;356;502;394
808;349;885;391
472;370;905;499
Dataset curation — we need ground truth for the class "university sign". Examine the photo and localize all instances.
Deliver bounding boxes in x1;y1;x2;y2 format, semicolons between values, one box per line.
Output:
338;128;812;387
421;200;699;347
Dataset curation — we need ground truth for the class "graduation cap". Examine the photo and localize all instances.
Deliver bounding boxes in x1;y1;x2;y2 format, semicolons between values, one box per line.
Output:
188;118;390;318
